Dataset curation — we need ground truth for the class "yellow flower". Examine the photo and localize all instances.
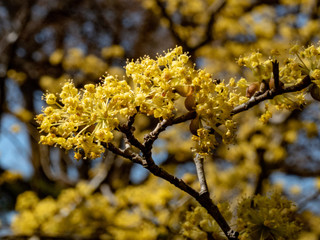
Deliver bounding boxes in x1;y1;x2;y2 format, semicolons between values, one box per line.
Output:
11;210;39;235
45;93;57;105
36;45;317;158
311;69;320;80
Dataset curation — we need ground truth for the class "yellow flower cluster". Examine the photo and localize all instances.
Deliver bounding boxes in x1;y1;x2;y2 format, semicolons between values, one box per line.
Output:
37;46;251;158
191;76;248;153
7;69;27;84
259;103;272;124
111;177;179;240
238;52;273;81
37;76;136;159
270;44;320;110
101;45;125;59
0;170;22;184
12;177;186;239
128;46;249;153
292;44;320;87
238;44;320;118
126;46;191;119
11;182;115;237
221;113;317;166
237;192;301;240
38;44;320;158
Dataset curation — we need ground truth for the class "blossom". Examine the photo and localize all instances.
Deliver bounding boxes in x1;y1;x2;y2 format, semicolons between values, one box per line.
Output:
36;76;135;159
237;193;301;240
37;44;318;158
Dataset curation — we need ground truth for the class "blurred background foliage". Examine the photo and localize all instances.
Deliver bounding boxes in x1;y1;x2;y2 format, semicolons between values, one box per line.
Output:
1;0;320;239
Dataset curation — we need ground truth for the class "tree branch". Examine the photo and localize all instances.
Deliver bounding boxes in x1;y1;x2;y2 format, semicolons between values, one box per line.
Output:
144;157;238;239
105;142;143;165
118;113;145;150
172;110;197;124
194;154;209;196
161;75;312;129
106;123;239;239
231;75;311;116
107;73;312;240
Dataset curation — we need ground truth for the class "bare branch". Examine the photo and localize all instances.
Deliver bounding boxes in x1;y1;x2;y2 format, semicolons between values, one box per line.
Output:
158;75;312;129
253;149;268;195
103;72;313;240
143;119;171;163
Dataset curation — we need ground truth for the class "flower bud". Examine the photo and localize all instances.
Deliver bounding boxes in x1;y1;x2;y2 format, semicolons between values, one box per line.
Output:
185;95;196;111
259;80;269;92
269;78;284;89
173;85;194;97
246;82;259;98
189;115;200;135
310;83;320;101
45;93;57;105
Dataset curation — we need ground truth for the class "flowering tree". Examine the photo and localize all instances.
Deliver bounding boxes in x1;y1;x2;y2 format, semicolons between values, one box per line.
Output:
2;1;320;240
30;44;318;239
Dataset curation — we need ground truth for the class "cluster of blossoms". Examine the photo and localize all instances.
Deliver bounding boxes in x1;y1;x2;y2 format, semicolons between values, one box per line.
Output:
237;52;273;82
36;44;320;159
37;76;135;159
237;44;320;117
37;46;250;158
12;177;182;239
11;182;113;237
289;44;320;86
237;193;301;240
191;75;248;153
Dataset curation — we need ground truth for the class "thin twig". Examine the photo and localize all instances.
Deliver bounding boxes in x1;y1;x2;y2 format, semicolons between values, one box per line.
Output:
253;149;268;196
106;128;238;239
118;113;145;150
143;119;170;161
105;142;143;165
231;75;311;115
